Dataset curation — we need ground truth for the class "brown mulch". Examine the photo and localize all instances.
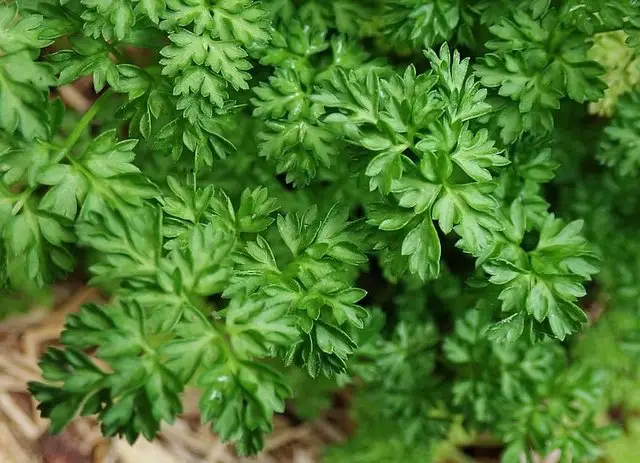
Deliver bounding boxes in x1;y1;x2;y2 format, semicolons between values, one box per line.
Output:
0;284;349;463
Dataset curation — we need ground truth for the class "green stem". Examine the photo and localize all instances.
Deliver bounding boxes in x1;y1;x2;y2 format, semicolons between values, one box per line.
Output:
55;89;113;162
12;187;34;213
184;300;239;371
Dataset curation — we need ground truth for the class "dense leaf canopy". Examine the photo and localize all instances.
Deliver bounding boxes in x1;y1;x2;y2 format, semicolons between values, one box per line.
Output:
0;0;639;460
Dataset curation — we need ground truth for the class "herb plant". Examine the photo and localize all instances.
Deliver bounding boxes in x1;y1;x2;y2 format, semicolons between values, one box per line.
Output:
0;0;639;461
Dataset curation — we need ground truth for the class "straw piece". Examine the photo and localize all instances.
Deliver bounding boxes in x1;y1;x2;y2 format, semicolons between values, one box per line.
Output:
0;393;41;440
115;439;178;463
161;420;217;455
203;441;233;463
164;441;196;462
263;426;313;452
0;353;40;382
0;421;36;463
72;419;103;454
0;376;29;392
50;287;102;324
292;449;314;463
58;85;92;113
91;440;113;463
313;419;346;443
21;323;64;362
0;309;50;333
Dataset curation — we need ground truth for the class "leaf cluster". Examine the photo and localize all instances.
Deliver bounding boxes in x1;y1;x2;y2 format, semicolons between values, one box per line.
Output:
0;0;638;460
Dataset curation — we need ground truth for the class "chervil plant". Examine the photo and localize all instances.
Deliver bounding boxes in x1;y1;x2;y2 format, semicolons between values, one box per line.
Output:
1;0;639;460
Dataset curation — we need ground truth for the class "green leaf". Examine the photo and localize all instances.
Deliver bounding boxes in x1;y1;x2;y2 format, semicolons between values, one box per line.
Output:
486;312;526;344
166;222;235;296
198;361;289;455
0;5;53;52
136;0;167;24
161;30;252;91
483;213;598;340
0;184;74;288
391;177;442;214
76;206;163;287
365;149;404;194
38;130;159;220
366;203;414;231
81;0;136;41
161;0;269;45
49;36;121;92
474;8;607;137
257;119;336;186
450;128;507;182
377;0;469;50
401;217;441;281
526;280;555;322
226;297;298;357
433;183;501;252
29;348;107;433
0;51;55;139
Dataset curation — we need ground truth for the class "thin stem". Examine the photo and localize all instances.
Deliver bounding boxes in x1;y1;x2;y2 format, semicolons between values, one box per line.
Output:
11;187;34;213
54;89;114;162
183;299;239;371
